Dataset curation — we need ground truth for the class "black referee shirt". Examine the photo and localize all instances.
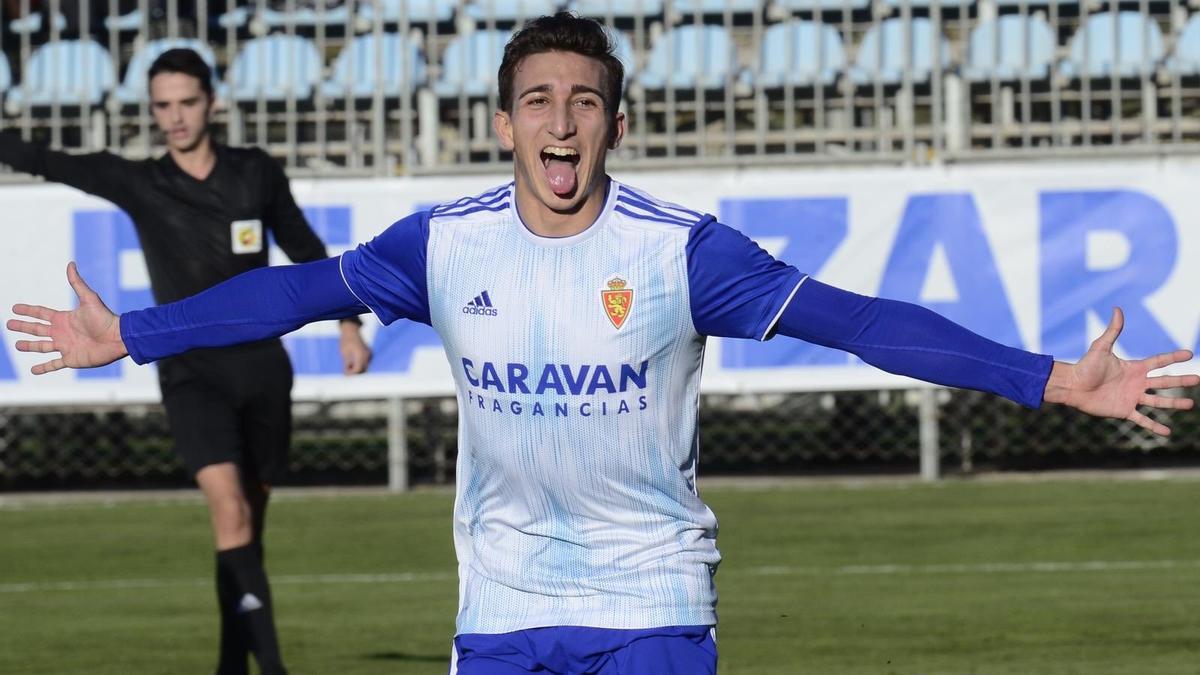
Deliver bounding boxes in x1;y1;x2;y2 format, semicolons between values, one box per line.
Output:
0;133;330;305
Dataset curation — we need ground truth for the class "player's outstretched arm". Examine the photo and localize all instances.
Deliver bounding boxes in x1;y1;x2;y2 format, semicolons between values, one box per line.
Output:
772;279;1197;435
1042;308;1198;436
7;262;128;374
8;257;369;370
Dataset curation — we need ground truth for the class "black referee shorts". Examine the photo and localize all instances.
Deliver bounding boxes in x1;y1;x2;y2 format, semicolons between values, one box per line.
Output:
158;341;294;485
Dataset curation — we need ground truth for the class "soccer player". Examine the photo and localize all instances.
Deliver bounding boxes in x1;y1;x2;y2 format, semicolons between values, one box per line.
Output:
8;14;1198;675
0;49;372;675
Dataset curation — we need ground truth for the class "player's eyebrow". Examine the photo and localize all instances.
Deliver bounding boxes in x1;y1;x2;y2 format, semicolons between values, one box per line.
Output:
517;84;605;100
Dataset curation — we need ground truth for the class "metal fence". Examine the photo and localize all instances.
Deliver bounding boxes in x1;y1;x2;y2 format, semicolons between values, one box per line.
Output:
2;0;1200;178
2;387;1197;490
2;0;1199;489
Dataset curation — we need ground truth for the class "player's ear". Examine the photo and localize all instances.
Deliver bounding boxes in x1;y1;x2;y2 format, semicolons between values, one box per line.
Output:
608;111;626;150
494;110;515;151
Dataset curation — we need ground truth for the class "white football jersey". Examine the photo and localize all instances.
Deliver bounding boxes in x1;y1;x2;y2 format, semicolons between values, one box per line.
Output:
340;179;803;633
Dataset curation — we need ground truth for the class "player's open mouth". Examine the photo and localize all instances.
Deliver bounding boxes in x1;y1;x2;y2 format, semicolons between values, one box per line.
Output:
541;146;580;198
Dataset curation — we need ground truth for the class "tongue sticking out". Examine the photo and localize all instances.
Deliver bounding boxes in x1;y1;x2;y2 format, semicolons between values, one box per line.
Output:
545;158;577;197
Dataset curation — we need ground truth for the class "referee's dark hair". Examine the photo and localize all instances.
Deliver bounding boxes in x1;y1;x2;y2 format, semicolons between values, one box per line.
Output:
148;48;214;100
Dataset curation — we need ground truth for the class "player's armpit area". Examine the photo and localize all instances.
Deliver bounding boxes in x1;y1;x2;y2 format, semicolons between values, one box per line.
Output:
773;278;1053;408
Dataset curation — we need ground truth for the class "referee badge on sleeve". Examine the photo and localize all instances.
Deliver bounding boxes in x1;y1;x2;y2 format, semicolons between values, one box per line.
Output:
231;219;264;254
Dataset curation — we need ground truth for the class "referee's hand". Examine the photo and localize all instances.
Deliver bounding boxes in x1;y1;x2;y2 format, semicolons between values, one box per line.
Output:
7;261;129;374
339;320;372;375
1042;307;1199;436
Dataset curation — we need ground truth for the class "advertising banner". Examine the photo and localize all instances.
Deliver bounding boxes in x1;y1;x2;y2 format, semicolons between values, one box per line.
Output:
2;159;1196;405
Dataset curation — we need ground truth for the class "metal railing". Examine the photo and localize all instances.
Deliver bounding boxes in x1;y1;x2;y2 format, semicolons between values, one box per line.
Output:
3;386;1197;490
0;0;1198;178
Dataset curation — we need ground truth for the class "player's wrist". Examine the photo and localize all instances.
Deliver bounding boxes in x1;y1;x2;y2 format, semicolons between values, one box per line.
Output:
1041;361;1076;406
112;314;130;359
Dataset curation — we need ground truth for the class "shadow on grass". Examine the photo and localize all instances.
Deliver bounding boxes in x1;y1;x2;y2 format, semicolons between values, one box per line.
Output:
364;651;450;664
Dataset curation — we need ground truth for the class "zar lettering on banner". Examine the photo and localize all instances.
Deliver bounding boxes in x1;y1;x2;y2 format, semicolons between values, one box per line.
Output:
1;161;1197;405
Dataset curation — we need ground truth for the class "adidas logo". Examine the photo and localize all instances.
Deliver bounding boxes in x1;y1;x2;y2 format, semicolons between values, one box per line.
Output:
237;593;264;614
462;290;498;317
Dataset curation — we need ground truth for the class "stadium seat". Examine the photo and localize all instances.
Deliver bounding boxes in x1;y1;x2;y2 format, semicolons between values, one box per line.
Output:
218;4;356;29
670;0;763;14
433;29;510;98
741;20;844;88
963;14;1056;81
850;18;952;85
568;0;666;19
609;27;637;73
994;0;1074;5
635;24;737;90
321;32;428;99
8;11;66;35
114;39;218;105
881;0;970;7
1167;14;1200;75
260;4;357;28
0;52;11;94
225;34;324;102
465;0;562;23
103;9;143;31
773;0;868;11
357;0;458;24
1061;11;1165;79
7;40;116;107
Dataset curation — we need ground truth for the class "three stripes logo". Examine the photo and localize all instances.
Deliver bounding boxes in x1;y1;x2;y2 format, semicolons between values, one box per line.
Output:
463;290;498;317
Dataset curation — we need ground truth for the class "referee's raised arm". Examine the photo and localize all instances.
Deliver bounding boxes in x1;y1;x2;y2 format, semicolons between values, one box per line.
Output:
0;130;138;209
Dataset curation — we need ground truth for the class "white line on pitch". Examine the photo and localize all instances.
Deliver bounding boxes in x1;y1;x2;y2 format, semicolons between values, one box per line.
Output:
745;559;1200;576
3;560;1198;595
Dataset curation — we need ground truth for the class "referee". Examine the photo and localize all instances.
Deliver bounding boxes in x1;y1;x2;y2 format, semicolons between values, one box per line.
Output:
0;49;370;675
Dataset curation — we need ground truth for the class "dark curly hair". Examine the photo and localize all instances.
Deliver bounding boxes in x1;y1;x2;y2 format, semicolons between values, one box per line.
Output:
498;12;624;119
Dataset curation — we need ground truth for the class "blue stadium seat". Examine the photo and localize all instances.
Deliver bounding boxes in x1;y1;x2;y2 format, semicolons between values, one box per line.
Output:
1061;11;1164;78
0;52;11;94
994;0;1074;5
636;24;737;90
741;20;844;88
358;0;458;24
226;34;323;102
114;39;218;105
322;32;428;99
850;18;951;84
1167;14;1200;75
104;9;143;31
433;29;510;98
7;40;115;107
963;14;1056;81
608;27;637;73
261;5;357;28
465;0;562;23
671;0;763;14
568;0;665;19
9;11;66;35
773;0;868;11
881;0;970;7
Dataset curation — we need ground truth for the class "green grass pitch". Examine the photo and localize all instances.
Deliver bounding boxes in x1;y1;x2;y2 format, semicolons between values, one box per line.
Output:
2;477;1199;674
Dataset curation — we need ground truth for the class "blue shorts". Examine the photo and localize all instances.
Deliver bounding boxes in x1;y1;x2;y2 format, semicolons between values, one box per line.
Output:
450;625;716;675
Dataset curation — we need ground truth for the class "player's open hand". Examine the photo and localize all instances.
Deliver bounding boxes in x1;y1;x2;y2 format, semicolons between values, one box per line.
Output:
6;262;129;374
1043;307;1198;436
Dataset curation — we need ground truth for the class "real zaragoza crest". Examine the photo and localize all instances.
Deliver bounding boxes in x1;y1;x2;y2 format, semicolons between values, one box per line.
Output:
601;276;633;330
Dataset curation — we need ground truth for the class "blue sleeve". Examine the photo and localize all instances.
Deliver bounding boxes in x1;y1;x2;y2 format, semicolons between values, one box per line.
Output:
120;256;367;364
775;278;1054;408
339;210;431;326
686;219;806;339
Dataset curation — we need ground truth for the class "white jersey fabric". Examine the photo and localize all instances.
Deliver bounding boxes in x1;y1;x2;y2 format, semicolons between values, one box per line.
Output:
339;179;803;634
